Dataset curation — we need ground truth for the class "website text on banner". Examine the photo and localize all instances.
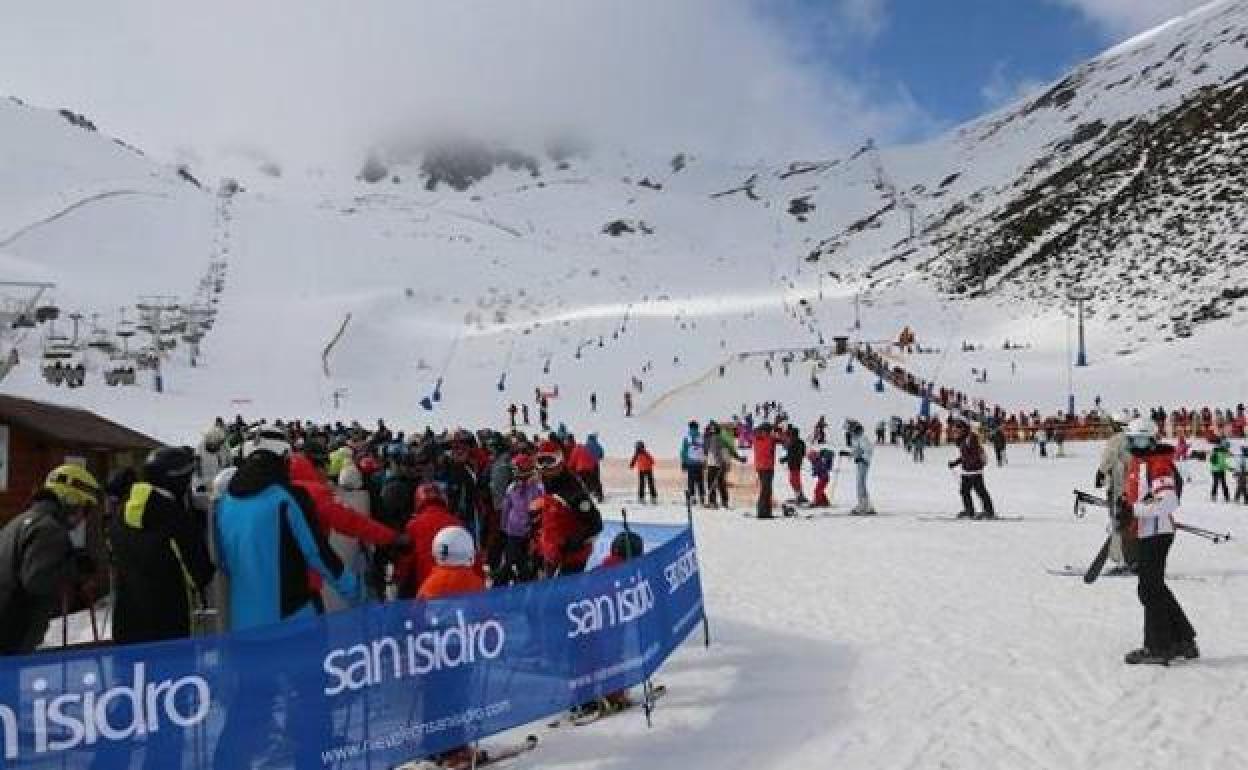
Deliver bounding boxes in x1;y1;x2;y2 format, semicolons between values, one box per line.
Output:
0;524;704;769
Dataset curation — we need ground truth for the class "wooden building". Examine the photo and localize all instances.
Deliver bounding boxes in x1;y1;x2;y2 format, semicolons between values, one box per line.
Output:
0;393;160;522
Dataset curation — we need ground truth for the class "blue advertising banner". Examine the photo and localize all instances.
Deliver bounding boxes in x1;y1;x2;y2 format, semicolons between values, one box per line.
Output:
0;523;704;769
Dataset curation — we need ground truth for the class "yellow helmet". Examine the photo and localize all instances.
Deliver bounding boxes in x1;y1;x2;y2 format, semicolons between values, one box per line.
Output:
45;464;102;508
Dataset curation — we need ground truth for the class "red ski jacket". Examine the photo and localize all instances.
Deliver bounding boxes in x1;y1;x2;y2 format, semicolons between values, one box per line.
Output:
289;454;396;546
532;493;594;571
568;444;598;473
753;433;777;471
395;499;462;598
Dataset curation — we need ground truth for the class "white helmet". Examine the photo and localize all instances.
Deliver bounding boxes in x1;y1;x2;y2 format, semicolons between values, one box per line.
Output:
211;467;237;499
432;526;476;567
244;427;291;458
1125;417;1157;448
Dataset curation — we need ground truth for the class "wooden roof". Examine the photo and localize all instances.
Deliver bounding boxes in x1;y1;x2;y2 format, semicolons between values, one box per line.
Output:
0;394;161;451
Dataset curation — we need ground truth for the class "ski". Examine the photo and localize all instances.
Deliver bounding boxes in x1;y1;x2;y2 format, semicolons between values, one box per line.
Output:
396;735;537;770
1082;536;1112;584
548;686;668;728
916;515;1024;522
477;734;539;766
1047;565;1206;582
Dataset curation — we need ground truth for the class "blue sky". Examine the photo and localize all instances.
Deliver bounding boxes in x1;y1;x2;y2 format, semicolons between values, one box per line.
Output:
763;0;1212;139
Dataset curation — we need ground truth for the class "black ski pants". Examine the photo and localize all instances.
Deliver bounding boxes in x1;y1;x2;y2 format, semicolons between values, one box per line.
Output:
707;465;729;506
959;473;994;515
686;464;706;503
1211;471;1230;502
637;470;657;502
756;469;774;518
1236;473;1248;504
1136;533;1195;653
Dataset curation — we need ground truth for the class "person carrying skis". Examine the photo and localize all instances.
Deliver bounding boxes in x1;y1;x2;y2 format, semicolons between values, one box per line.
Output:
752;423;778;518
781;425;808;505
845;421;875;515
630;441;657;504
680;421;708;506
1209;440;1232;502
1096;411;1136;574
949;417;995;519
1118;418;1198;664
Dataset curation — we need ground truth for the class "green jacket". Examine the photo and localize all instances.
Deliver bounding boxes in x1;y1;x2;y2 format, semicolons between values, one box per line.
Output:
1210;447;1232;473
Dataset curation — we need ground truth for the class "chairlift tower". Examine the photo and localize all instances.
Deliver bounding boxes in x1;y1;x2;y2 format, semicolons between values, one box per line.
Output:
1068;286;1093;367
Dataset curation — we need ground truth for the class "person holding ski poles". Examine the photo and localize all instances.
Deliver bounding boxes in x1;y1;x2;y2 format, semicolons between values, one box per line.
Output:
1118;418;1198;665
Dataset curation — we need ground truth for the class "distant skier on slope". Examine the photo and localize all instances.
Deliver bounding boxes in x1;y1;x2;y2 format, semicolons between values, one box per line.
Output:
1118;418;1198;665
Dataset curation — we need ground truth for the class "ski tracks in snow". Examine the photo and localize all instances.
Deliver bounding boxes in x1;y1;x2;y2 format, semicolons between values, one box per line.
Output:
0;187;169;249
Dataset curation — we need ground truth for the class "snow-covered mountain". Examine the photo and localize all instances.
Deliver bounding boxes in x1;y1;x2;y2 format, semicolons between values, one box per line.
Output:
1;0;1246;443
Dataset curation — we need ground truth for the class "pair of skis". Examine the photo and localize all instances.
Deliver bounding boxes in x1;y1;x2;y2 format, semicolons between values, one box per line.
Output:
1069;489;1231;584
547;685;670;728
398;735;538;769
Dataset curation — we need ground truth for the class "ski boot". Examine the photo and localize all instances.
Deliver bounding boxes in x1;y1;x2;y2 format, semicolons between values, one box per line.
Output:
1123;647;1172;666
956;510;975;519
1175;639;1200;660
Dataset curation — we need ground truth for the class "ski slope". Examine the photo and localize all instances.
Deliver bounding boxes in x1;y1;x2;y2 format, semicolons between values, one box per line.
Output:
4;3;1248;768
493;442;1248;770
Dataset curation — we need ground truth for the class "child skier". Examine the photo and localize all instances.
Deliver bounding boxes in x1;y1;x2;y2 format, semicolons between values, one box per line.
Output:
419;526;487;769
630;441;657;504
807;448;836;508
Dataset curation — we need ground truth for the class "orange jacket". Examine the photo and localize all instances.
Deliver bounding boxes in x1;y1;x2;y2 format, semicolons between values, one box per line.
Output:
418;565;485;600
630;449;655;473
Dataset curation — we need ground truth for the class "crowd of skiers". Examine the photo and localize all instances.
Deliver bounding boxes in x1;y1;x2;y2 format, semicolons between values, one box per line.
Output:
0;416;643;768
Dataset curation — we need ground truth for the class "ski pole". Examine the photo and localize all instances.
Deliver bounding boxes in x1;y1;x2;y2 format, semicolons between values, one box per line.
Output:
621;508;655;729
684;491;711;649
1176;523;1231;544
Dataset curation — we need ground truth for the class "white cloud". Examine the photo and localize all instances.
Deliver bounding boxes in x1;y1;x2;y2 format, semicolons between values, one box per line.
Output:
1051;0;1216;36
0;0;926;166
981;61;1046;109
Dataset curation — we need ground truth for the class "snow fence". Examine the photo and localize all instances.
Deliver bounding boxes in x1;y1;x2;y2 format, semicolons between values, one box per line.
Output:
0;522;704;769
